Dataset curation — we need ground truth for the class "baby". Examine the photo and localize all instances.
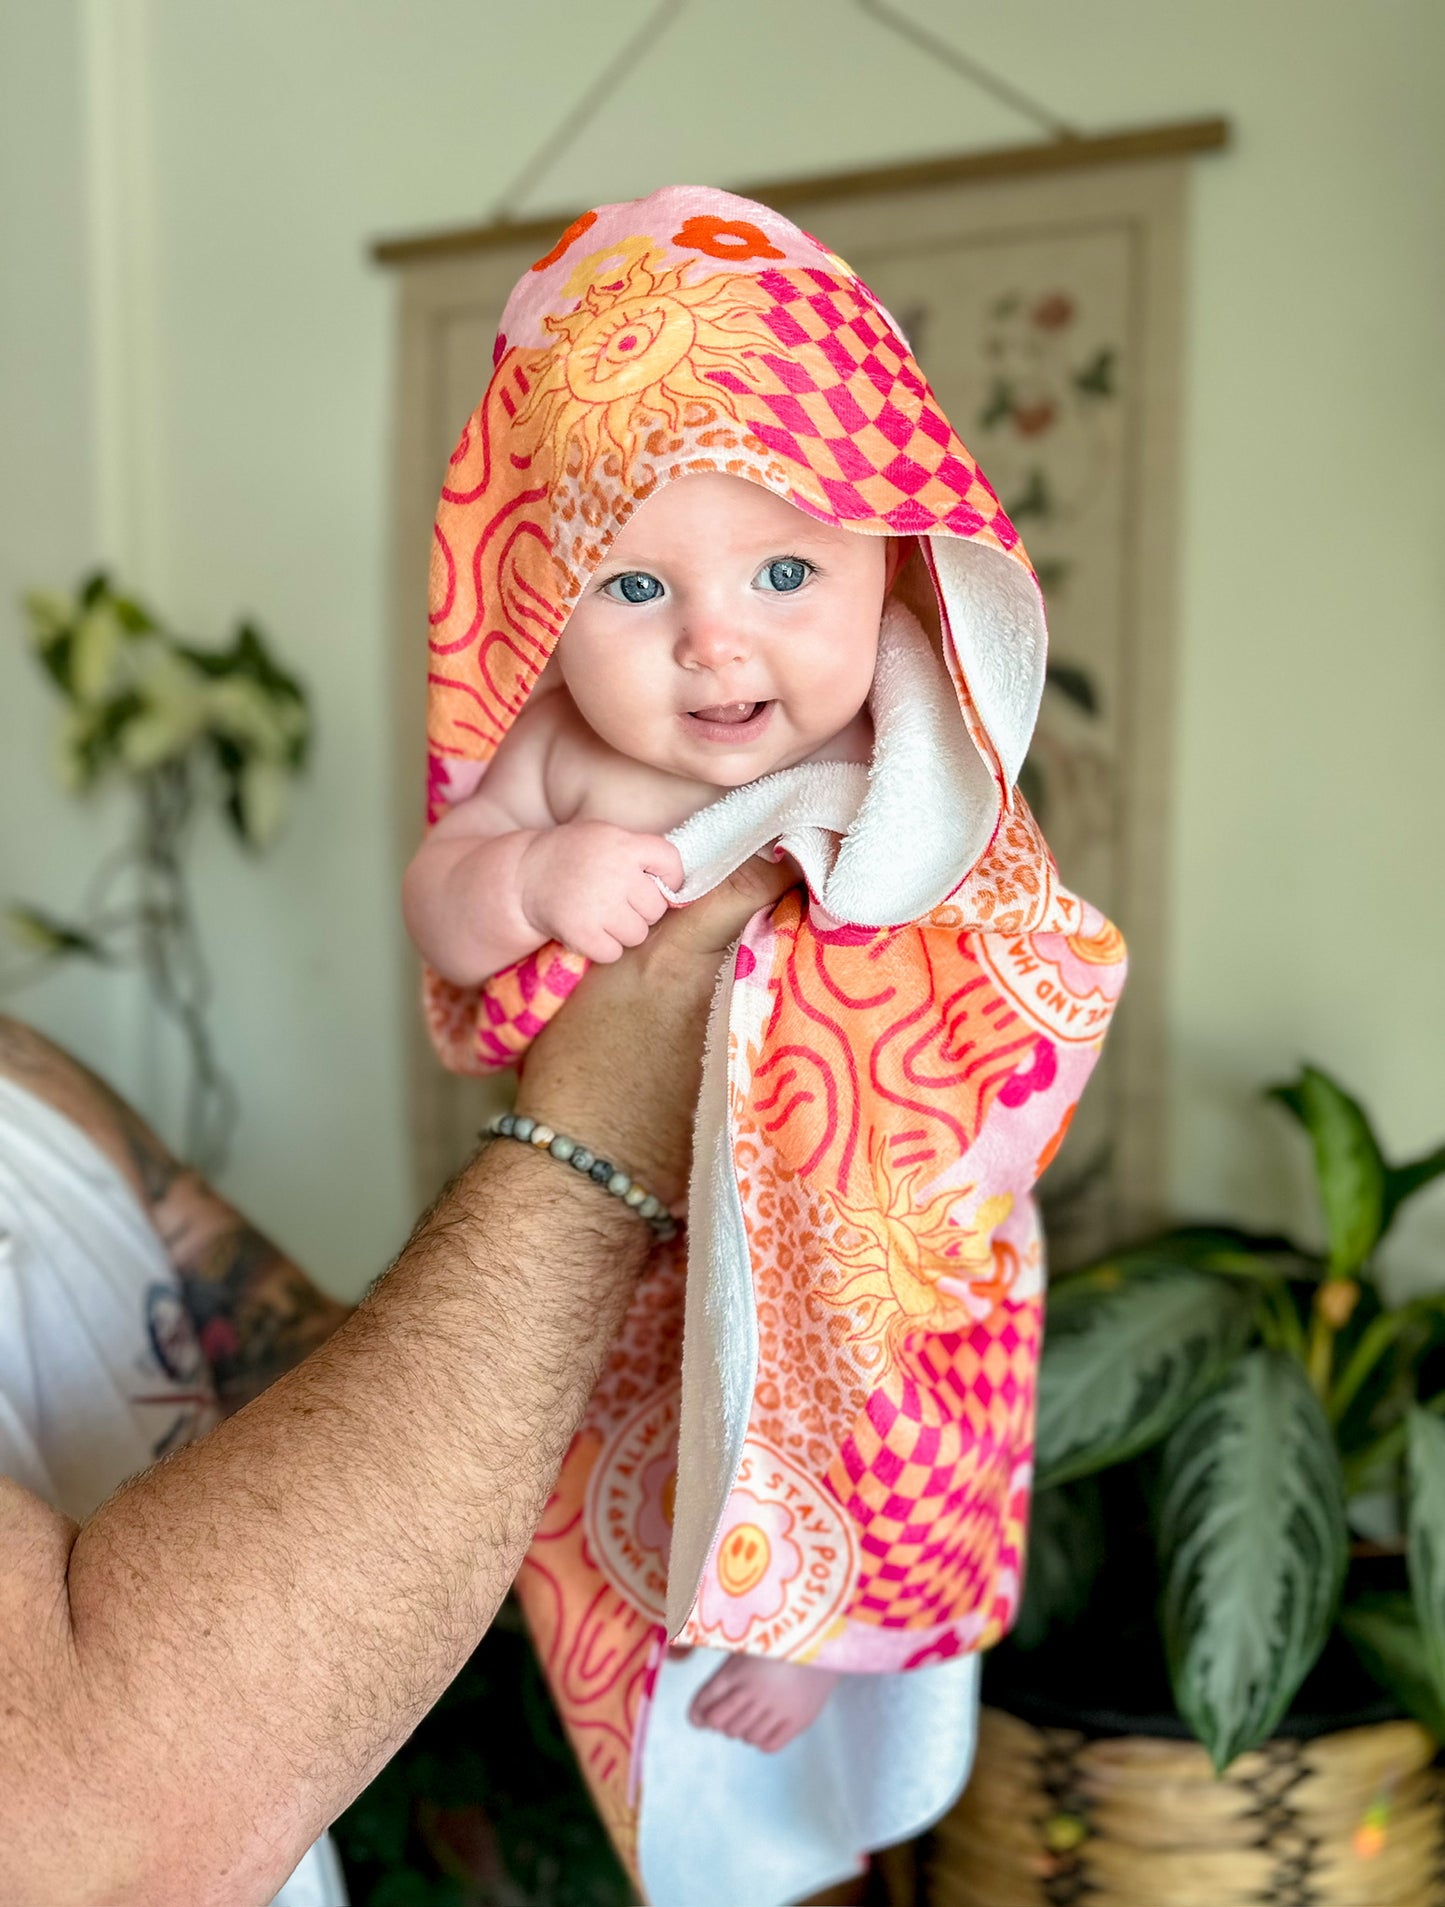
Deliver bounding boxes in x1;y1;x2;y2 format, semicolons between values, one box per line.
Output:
405;469;900;1753
412;185;1126;1899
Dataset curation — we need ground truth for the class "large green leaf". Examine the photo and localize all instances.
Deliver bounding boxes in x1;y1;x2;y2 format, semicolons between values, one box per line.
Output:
1036;1266;1254;1488
1156;1348;1348;1769
1340;1591;1445;1742
1406;1408;1445;1706
1269;1067;1386;1276
1012;1478;1104;1651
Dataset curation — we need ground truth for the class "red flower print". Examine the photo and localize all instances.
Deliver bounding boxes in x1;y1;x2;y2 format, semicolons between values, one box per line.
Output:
1031;292;1075;330
529;209;598;273
671;215;785;263
1012;401;1057;437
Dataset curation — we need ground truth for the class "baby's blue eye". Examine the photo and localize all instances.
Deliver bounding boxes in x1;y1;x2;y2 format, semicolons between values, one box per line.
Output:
756;557;811;593
604;571;664;605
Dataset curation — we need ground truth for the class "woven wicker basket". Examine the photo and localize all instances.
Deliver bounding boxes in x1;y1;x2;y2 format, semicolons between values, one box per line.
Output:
923;1705;1445;1907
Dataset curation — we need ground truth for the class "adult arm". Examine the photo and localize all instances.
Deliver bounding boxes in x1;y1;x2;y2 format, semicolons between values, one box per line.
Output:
0;1019;349;1411
0;857;792;1907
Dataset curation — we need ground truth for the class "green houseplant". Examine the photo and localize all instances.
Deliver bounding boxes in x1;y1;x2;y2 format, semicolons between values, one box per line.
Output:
1013;1065;1445;1769
5;572;310;1169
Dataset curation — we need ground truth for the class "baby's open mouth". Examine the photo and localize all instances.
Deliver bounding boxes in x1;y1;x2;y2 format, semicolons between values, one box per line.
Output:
688;701;765;724
682;699;775;744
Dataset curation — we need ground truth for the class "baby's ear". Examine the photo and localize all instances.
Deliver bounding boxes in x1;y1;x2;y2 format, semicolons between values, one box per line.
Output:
882;535;909;596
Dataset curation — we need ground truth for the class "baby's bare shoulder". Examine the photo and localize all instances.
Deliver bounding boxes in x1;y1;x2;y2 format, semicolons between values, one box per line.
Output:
547;714;717;833
534;692;612;823
432;689;569;837
491;687;721;834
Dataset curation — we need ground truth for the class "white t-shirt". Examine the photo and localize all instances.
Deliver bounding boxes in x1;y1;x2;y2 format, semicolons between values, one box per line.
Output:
0;1072;348;1906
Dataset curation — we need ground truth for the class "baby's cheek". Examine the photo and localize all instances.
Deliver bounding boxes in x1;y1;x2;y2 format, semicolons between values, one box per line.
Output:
809;658;871;727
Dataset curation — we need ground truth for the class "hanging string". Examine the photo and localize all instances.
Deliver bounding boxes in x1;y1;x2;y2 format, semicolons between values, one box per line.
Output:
855;0;1080;142
488;0;687;223
486;0;1077;229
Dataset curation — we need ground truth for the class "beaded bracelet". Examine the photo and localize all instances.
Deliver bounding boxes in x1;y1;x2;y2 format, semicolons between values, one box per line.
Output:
483;1111;679;1242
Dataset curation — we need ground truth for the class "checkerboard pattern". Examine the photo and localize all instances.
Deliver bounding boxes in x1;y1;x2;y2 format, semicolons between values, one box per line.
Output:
476;942;584;1069
424;941;584;1075
825;1299;1042;1631
724;267;1022;548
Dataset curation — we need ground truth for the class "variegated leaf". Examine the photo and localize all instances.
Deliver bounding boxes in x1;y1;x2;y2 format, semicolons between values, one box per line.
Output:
1036;1267;1253;1488
1157;1348;1347;1769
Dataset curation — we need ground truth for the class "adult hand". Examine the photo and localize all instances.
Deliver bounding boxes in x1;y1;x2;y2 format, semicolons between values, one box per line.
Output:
515;854;797;1203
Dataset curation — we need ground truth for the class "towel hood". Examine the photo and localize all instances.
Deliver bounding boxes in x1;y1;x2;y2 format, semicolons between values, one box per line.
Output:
425;185;1048;868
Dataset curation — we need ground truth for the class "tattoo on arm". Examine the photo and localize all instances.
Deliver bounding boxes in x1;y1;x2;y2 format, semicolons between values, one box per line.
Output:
171;1215;350;1412
0;1015;349;1410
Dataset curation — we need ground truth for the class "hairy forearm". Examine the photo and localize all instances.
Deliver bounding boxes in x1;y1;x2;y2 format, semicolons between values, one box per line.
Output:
0;858;792;1905
0;1141;647;1907
402;829;546;985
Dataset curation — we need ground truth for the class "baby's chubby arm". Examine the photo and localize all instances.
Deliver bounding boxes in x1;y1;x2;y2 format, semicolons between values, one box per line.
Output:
402;694;686;985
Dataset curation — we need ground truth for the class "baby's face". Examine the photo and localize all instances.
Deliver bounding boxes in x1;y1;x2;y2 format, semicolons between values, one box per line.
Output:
555;473;891;788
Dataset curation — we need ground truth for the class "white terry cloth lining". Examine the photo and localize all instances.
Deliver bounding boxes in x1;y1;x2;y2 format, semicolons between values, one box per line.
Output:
929;533;1047;793
641;1646;980;1907
659;596;1001;929
666;940;757;1639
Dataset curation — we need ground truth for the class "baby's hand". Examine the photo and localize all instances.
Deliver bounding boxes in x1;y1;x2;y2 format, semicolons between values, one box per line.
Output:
519;822;686;964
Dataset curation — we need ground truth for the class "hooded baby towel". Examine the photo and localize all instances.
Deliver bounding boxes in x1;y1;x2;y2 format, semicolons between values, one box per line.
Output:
420;187;1126;1904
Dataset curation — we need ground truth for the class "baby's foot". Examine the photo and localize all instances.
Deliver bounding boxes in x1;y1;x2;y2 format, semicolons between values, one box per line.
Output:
687;1654;841;1753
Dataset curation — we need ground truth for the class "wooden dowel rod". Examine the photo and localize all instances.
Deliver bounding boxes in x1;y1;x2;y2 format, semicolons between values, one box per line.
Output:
371;115;1230;267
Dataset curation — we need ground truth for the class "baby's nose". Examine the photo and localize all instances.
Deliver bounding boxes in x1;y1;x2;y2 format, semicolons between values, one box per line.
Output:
675;614;750;670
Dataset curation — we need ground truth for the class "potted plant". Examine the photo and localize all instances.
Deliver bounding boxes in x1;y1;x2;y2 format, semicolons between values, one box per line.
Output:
927;1066;1445;1907
5;572;310;1169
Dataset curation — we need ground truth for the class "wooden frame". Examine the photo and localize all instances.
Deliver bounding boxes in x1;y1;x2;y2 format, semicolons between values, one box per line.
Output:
380;130;1222;1245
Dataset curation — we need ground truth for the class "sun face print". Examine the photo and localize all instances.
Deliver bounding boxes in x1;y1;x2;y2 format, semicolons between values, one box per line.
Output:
824;1129;1015;1353
513;247;780;481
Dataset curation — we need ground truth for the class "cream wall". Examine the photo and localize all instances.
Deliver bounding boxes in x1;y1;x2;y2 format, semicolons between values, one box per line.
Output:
2;0;1441;1296
0;3;149;1100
